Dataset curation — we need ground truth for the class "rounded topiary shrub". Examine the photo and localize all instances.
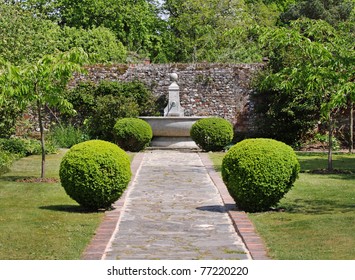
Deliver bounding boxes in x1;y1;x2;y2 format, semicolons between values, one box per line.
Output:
113;118;153;152
221;138;300;212
59;140;131;210
190;117;233;151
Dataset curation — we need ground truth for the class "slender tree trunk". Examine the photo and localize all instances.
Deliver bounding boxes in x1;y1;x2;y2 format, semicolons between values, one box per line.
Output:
350;101;354;153
328;114;333;171
37;100;46;178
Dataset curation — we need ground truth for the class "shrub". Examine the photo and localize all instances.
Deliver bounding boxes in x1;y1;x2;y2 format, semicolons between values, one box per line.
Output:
190;117;233;151
49;124;89;148
0;137;57;157
113;118;152;152
221;138;300;212
0;98;23;138
0;149;15;175
59;140;131;210
65;80;158;141
0;137;41;157
87;94;139;141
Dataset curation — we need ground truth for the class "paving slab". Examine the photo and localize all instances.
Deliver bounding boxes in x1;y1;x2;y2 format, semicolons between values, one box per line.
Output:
103;150;251;260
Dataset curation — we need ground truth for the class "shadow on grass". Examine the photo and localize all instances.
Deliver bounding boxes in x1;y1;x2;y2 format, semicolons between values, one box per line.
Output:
280;199;355;215
298;154;355;174
39;205;102;213
300;171;355;181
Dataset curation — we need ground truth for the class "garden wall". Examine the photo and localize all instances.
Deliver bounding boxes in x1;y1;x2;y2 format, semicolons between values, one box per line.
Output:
72;63;264;137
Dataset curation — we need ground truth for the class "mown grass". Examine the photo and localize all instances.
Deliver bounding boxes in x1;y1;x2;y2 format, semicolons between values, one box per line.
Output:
209;152;355;259
0;150;104;260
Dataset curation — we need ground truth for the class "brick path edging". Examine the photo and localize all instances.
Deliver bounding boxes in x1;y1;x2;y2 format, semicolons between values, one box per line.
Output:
81;153;145;260
198;153;270;260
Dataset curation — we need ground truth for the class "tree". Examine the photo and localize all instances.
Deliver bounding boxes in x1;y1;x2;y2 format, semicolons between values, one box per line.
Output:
0;2;125;65
58;26;127;63
0;1;61;65
245;0;296;26
280;0;354;25
164;0;260;62
256;19;354;169
0;48;87;178
41;0;164;60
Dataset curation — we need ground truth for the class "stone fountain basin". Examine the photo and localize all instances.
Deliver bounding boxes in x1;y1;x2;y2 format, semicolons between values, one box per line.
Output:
139;116;209;149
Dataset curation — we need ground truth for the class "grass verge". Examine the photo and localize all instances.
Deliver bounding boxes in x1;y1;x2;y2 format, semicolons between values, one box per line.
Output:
0;150;104;260
209;152;355;259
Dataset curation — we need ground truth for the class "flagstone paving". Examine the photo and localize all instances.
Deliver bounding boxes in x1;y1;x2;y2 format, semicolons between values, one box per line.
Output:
82;150;269;260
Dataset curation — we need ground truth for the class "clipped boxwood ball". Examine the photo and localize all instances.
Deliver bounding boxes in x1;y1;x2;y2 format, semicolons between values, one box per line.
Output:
113;118;152;152
190;117;233;151
59;140;131;210
222;138;300;212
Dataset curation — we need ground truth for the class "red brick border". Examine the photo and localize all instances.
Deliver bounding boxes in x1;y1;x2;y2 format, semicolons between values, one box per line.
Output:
81;153;145;260
199;153;270;260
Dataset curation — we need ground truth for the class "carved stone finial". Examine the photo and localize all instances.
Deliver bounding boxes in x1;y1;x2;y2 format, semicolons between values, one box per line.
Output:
170;73;178;82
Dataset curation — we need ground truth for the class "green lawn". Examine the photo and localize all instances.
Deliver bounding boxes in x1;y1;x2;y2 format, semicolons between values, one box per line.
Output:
209;152;355;260
1;149;354;260
0;150;104;260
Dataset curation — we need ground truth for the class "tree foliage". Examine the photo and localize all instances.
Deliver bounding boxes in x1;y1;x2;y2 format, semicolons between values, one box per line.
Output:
0;2;61;65
58;26;127;63
163;0;261;62
280;0;354;25
47;0;163;60
0;98;23;138
0;48;88;177
0;1;127;65
254;18;354;163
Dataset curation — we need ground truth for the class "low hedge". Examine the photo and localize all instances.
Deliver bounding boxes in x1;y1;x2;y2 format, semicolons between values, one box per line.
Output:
222;138;300;212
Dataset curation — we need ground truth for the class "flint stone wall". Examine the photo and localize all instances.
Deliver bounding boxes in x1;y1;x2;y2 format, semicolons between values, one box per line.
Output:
72;63;264;136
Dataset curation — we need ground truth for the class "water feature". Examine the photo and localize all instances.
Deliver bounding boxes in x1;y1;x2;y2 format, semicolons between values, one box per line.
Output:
140;73;206;149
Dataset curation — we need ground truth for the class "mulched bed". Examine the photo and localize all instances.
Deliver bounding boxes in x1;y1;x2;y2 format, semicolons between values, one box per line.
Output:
308;169;353;175
16;178;60;183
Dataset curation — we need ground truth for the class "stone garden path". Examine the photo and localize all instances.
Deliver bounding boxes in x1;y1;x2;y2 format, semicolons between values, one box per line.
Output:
82;150;269;260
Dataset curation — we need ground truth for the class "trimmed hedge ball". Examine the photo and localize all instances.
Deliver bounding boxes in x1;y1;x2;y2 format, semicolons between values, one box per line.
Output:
113;118;153;152
222;138;300;212
190;117;233;151
59;140;131;210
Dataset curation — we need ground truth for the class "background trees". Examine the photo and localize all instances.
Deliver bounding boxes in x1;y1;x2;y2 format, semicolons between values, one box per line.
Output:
0;1;128;65
0;0;354;154
31;0;165;62
280;0;354;25
0;2;60;65
1;0;353;64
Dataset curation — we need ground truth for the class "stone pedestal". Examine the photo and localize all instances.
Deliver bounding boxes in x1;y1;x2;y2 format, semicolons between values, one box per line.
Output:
164;73;184;117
